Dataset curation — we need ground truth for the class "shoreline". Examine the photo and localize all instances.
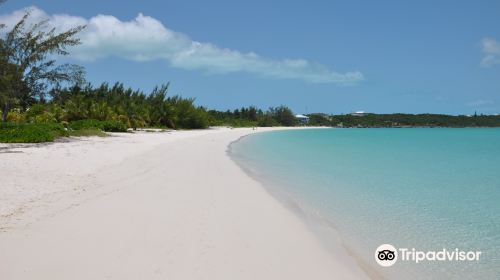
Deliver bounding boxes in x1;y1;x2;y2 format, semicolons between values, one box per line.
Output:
0;127;370;280
227;130;385;280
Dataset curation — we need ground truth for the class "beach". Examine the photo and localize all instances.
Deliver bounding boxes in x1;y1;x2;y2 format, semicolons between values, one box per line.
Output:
229;128;500;280
0;128;369;280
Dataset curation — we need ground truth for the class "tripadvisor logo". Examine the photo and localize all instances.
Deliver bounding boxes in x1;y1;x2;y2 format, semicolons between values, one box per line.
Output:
375;244;481;267
375;244;398;267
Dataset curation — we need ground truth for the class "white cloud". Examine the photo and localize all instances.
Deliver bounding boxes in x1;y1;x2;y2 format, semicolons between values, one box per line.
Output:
0;6;363;84
480;37;500;67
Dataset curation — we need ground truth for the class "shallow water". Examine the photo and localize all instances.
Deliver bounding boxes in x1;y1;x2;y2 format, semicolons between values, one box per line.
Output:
230;128;500;280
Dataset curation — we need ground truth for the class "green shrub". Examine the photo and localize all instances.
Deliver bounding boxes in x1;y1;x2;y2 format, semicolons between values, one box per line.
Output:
129;117;147;129
257;115;280;127
176;108;209;129
117;115;131;128
6;111;25;123
25;104;47;118
68;119;100;130
68;119;127;132
33;112;57;123
101;120;128;132
0;123;68;143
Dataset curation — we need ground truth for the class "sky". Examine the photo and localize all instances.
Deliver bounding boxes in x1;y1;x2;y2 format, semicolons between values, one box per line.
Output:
1;0;499;115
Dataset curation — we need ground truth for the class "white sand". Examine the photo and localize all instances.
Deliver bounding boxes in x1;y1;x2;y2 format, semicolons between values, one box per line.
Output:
0;128;370;280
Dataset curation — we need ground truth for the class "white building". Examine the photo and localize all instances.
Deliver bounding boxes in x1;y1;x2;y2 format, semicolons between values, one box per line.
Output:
350;111;368;117
295;114;309;125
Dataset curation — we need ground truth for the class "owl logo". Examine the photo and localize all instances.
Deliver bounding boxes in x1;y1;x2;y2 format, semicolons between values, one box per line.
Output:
375;244;398;267
377;249;395;261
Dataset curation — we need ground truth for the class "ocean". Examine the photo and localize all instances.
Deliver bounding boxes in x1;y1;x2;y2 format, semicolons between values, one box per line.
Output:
229;128;500;280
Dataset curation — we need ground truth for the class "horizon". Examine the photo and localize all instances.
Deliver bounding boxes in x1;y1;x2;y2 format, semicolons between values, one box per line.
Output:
1;0;499;115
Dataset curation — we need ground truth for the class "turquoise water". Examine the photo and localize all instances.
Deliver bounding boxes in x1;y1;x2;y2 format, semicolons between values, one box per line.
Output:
230;128;500;280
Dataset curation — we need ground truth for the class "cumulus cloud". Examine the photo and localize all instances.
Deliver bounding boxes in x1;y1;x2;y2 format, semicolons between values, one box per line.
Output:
0;6;363;84
480;37;500;67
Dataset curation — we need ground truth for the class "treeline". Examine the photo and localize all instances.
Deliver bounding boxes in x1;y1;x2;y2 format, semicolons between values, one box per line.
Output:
207;106;297;127
0;3;300;142
4;82;299;129
46;83;209;129
3;3;500;144
307;113;500;128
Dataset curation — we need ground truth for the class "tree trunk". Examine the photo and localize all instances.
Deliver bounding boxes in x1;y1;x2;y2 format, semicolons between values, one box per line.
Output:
2;102;8;122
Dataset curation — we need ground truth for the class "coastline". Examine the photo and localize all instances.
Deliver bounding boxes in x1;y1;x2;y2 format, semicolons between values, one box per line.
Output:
226;128;500;280
227;129;385;280
0;127;370;280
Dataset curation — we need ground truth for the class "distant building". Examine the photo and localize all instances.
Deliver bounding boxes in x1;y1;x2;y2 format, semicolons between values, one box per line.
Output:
295;114;309;125
350;111;368;117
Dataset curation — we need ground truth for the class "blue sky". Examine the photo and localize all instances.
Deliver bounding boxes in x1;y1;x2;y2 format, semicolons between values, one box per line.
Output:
1;0;499;114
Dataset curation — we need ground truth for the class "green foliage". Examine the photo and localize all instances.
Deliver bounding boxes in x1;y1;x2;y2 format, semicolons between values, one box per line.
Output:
167;96;209;129
1;4;299;132
306;113;500;128
49;83;209;129
0;7;85;120
257;115;280;127
68;119;127;132
6;110;25;123
207;105;296;127
0;122;67;143
24;104;56;123
0;56;26;121
268;106;297;126
307;114;332;126
3;10;86;97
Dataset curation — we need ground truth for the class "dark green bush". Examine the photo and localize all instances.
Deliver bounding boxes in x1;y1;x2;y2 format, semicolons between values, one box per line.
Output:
257;115;280;127
68;119;127;132
25;104;47;119
175;108;209;129
0;123;68;143
166;96;209;129
68;119;103;130
101;120;128;132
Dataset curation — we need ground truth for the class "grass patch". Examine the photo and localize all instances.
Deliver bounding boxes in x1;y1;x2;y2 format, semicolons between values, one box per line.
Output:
0;123;68;143
69;119;128;132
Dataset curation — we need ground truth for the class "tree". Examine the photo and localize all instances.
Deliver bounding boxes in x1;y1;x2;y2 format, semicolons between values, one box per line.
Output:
0;7;86;121
0;30;28;121
147;83;175;127
0;58;27;121
269;105;297;126
247;106;258;121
